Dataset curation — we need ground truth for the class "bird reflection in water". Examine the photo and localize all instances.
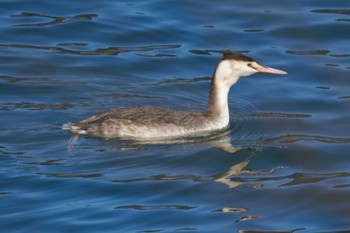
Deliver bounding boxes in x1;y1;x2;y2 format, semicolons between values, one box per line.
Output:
213;149;286;189
78;128;284;189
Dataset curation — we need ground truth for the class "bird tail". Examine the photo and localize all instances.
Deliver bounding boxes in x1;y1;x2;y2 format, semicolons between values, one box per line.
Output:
62;122;88;134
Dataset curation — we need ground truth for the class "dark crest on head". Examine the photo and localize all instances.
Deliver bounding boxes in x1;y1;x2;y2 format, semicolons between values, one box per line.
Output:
222;50;255;62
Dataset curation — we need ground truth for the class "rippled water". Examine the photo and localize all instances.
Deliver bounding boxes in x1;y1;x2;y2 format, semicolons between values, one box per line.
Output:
1;1;350;232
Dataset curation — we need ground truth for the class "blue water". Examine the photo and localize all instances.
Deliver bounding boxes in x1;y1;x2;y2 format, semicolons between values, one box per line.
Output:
1;1;350;232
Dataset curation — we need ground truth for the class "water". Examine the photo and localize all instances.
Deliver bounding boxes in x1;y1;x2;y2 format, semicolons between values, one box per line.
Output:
1;0;350;232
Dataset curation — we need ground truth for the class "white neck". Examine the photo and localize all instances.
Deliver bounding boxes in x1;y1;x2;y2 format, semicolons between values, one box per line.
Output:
207;60;240;119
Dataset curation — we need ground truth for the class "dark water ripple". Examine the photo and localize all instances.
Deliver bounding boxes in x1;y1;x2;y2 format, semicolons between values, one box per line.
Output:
311;9;350;15
0;43;181;56
0;102;73;111
114;204;196;211
254;134;350;145
11;12;98;27
1;1;350;233
286;50;330;56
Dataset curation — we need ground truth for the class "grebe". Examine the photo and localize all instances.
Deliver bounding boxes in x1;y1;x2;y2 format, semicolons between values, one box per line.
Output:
63;51;287;140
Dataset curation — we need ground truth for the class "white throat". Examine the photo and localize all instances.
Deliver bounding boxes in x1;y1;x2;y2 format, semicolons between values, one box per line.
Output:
207;60;241;125
214;60;241;88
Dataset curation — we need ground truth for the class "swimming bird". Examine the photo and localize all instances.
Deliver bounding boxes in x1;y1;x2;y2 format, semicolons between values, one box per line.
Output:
63;51;287;141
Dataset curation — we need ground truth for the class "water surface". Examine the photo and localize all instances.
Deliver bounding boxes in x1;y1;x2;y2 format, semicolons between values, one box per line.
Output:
1;1;350;232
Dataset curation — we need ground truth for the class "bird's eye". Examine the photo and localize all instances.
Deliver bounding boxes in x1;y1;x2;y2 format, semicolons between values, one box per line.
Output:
247;63;253;68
